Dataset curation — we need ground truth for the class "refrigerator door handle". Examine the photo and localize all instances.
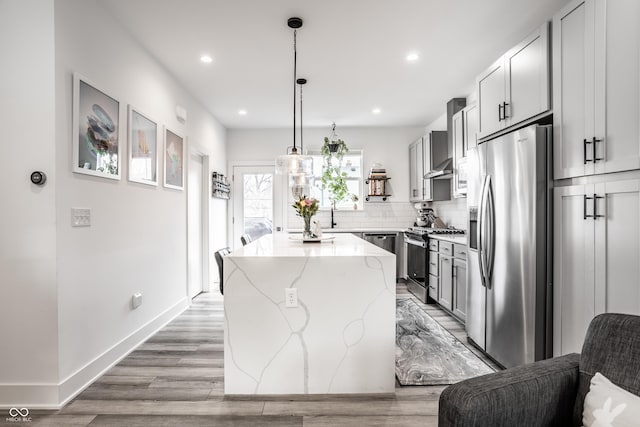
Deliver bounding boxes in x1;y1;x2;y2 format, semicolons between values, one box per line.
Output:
478;175;490;288
485;177;496;288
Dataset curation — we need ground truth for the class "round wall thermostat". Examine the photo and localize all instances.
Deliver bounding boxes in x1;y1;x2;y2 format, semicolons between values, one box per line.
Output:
30;171;47;185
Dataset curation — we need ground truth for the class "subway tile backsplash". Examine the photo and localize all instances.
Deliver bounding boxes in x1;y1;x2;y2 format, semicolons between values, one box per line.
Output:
286;198;469;231
287;202;416;230
430;198;468;230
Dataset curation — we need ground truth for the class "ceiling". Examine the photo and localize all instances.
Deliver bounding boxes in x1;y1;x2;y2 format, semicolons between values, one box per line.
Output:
99;0;570;129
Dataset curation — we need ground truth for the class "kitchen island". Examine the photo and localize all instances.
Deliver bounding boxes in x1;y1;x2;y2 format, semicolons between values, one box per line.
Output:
223;233;396;395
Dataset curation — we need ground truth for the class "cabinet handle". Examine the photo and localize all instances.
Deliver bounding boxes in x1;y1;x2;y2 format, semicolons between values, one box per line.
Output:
593;194;605;220
583;194;594;220
502;102;509;119
592;137;603;163
584;138;592;164
430;262;437;267
498;103;503;121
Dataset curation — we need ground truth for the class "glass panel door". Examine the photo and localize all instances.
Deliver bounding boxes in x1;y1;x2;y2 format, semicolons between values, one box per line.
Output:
232;165;274;249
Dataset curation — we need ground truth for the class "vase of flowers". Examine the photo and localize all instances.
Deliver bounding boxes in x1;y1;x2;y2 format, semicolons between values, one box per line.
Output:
292;195;319;239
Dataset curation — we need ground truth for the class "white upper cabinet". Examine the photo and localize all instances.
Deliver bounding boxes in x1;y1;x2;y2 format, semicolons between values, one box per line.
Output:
453;104;477;197
477;23;550;140
452;109;465;197
464;103;478;150
553;0;640;179
477;58;506;138
409;137;423;202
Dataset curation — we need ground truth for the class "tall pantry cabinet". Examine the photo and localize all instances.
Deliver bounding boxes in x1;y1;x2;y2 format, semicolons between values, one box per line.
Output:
553;0;640;356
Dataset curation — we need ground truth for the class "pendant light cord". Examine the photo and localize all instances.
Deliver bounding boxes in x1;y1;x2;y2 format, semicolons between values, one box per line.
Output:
300;82;303;152
292;29;297;153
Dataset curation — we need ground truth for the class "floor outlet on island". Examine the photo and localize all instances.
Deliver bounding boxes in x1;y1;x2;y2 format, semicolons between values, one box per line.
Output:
285;288;298;308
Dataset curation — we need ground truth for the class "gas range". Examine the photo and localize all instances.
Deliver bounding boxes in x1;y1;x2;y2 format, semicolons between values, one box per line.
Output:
407;226;466;236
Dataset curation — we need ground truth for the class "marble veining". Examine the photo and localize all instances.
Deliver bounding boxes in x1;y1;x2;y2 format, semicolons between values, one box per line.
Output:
396;299;493;386
224;233;396;395
226;255;312;393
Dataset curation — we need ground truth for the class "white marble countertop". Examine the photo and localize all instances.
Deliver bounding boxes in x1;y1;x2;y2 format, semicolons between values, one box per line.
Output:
230;233;395;258
288;228;405;234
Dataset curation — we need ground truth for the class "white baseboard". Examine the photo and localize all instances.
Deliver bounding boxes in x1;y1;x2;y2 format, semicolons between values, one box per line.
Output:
0;297;189;410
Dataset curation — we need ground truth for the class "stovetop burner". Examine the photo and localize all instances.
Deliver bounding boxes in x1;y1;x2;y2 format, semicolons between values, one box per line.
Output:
408;226;465;235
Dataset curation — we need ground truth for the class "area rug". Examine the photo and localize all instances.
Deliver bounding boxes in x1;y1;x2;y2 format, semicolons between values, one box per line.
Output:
396;298;494;385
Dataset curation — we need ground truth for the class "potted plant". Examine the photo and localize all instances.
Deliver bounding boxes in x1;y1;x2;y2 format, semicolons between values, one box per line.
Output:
320;132;350;207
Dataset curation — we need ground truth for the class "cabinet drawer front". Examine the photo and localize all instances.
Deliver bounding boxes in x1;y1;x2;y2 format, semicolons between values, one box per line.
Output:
439;242;453;255
454;244;467;260
428;240;439;251
428;274;438;299
429;252;439;276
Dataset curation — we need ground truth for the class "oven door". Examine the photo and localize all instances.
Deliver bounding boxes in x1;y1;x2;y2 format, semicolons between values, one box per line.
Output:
405;233;427;286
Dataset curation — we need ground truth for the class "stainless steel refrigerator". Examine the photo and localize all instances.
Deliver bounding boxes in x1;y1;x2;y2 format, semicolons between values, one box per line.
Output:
466;124;552;368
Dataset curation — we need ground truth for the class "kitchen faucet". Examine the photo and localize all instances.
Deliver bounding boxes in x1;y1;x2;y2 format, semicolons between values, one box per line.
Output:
330;206;337;228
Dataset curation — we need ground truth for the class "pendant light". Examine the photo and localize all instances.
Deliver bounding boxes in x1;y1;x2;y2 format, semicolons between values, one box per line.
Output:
289;78;315;198
275;17;313;178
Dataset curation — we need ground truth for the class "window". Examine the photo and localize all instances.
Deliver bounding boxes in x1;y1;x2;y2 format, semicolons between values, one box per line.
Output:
242;173;273;240
308;149;363;209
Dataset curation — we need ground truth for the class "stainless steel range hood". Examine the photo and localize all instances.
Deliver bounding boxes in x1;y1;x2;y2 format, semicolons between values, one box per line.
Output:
424;157;453;179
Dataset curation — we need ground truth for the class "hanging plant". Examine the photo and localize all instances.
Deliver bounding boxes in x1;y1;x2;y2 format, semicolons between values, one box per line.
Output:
321;136;348;159
320;123;350;204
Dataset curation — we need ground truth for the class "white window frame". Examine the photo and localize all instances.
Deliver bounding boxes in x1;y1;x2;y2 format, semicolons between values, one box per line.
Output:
307;148;364;211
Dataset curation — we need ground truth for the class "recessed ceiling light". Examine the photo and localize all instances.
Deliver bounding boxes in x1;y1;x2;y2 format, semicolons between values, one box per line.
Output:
406;52;419;62
238;109;247;115
200;54;213;64
372;108;382;114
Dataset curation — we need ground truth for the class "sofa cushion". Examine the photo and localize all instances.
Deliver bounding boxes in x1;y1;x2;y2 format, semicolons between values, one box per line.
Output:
438;353;580;427
573;314;640;426
582;372;640;427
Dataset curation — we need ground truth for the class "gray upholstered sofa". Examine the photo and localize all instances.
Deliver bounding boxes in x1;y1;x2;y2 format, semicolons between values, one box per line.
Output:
438;313;640;426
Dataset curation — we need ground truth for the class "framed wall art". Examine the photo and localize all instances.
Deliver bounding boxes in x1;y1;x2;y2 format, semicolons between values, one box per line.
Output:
72;73;121;179
128;106;158;186
163;127;185;190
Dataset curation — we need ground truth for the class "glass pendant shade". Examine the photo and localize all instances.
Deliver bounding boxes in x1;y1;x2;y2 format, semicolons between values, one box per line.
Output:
275;152;313;176
288;171;315;188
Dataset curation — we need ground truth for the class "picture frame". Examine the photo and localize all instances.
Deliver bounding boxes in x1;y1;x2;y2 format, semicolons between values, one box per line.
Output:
163;127;185;190
128;106;159;186
72;73;121;180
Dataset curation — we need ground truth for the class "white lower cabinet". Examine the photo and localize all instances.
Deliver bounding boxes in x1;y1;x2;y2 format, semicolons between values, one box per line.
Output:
439;255;453;309
452;258;467;321
430;240;467;323
554;178;640;356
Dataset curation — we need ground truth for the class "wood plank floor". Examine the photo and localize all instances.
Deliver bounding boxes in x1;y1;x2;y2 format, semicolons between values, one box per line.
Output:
25;282;498;426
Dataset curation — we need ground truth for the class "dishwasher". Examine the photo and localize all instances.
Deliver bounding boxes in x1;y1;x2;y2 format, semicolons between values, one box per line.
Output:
363;233;399;278
363;233;397;254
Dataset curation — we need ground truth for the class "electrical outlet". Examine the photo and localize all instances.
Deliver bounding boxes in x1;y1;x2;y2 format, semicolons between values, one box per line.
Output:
285;288;298;308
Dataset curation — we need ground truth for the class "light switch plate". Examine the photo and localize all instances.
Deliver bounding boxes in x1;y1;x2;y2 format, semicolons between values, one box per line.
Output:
132;292;143;309
71;208;91;227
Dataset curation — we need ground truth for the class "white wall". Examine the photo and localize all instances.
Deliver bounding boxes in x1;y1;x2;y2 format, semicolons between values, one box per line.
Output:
53;0;226;405
0;0;60;405
0;0;226;408
228;126;424;202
